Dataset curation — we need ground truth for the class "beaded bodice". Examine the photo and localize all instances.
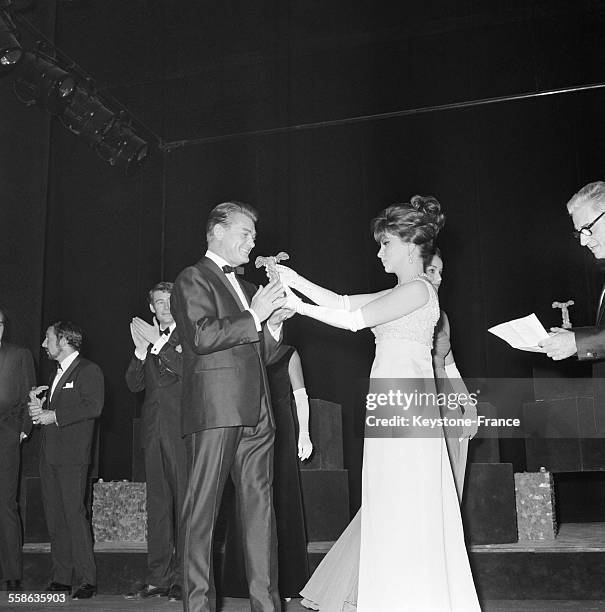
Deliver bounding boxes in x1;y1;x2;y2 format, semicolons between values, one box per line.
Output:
371;275;440;347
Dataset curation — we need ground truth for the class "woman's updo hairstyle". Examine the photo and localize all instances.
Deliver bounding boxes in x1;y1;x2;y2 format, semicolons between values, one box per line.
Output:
371;195;445;264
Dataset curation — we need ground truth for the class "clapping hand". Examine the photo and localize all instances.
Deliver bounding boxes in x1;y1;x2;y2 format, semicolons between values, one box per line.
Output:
28;385;55;426
298;431;313;461
28;385;48;417
131;316;160;349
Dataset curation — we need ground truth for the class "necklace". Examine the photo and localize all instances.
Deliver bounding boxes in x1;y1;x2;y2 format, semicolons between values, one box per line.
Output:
397;272;429;287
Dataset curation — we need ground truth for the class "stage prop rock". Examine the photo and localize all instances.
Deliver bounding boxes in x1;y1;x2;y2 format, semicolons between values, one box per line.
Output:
92;480;147;542
514;469;558;540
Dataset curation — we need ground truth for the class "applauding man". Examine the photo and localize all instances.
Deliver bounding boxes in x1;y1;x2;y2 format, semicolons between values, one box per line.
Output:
124;282;186;602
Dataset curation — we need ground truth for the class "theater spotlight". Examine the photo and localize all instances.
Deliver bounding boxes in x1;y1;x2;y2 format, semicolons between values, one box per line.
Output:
13;51;76;114
0;4;22;73
60;85;115;143
95;116;149;176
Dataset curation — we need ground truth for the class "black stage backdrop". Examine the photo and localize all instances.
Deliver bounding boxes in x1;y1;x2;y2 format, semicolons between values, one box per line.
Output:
2;0;605;511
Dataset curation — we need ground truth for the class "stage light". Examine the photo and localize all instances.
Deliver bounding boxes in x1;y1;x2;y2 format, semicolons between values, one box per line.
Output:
0;8;21;72
95;117;149;176
13;52;76;114
60;86;115;142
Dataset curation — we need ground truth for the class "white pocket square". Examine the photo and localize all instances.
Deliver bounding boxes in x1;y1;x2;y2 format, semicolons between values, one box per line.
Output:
62;382;74;389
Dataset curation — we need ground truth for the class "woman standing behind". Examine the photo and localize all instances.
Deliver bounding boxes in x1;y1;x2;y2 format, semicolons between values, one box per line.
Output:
426;249;478;500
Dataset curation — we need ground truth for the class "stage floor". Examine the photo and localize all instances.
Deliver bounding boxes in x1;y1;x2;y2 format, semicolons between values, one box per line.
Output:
23;521;605;556
12;523;605;610
471;522;605;553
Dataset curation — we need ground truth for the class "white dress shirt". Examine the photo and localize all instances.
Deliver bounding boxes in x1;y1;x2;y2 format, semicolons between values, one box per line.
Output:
50;351;79;401
49;350;79;426
205;250;281;341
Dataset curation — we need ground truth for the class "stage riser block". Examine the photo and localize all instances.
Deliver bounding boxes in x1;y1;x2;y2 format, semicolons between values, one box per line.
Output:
470;551;605;600
461;463;517;545
18;549;605;599
300;470;349;541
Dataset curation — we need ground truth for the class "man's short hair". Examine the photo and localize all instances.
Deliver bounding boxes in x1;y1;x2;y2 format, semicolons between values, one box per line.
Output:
205;201;258;241
50;321;83;351
148;281;174;305
567;181;605;214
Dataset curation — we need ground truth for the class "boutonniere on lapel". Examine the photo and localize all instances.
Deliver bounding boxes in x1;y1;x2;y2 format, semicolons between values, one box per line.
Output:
175;344;182;353
62;381;74;389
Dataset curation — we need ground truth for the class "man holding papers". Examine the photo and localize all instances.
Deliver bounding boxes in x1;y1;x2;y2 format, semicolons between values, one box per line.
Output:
540;182;605;360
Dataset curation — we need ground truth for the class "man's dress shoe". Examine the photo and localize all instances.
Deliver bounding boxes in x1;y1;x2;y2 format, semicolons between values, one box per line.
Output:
140;585;169;599
46;582;71;592
72;584;96;599
123;581;146;599
168;584;182;602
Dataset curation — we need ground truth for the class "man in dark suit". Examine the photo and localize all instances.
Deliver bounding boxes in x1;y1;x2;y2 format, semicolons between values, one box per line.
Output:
28;321;104;600
171;201;292;612
124;281;187;602
0;308;35;591
541;181;605;360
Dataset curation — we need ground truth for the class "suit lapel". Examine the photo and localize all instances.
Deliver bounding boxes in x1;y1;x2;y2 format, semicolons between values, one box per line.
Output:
49;356;80;408
200;257;246;312
597;284;605;326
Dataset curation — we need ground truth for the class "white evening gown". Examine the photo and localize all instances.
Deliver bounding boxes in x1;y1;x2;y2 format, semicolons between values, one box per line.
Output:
301;276;480;612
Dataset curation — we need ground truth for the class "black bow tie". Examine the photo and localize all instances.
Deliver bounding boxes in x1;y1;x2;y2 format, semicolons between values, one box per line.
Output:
222;265;236;274
160;327;171;336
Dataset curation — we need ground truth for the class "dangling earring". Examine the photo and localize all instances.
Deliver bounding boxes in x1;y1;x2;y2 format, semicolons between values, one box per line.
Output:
408;246;414;264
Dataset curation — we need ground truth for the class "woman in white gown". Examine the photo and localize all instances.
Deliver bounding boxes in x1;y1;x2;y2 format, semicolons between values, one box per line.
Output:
279;196;480;612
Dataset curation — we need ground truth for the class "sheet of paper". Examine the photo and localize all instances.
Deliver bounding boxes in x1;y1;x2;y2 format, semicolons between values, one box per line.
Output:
488;313;549;352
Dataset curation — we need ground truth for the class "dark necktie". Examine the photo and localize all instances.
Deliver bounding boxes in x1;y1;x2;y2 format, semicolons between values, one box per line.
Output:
160;327;171;336
222;265;236;274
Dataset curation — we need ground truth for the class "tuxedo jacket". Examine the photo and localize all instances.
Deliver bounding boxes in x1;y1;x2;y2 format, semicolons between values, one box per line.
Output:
171;256;282;435
125;328;183;445
0;342;35;434
42;356;104;466
575;285;605;360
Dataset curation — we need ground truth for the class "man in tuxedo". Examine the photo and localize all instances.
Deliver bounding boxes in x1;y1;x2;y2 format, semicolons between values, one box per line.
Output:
28;321;104;600
171;201;291;612
541;181;605;360
0;308;35;591
124;282;186;602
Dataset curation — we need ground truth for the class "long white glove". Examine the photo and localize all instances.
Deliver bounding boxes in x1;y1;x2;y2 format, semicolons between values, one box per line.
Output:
293;388;313;461
276;264;351;310
285;288;365;332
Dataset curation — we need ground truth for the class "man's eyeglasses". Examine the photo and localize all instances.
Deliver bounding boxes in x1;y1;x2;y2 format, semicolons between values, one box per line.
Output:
573;210;605;239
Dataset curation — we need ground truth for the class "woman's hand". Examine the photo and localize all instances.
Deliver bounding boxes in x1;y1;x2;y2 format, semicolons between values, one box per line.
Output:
275;264;300;289
298;431;313;461
284;286;304;312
